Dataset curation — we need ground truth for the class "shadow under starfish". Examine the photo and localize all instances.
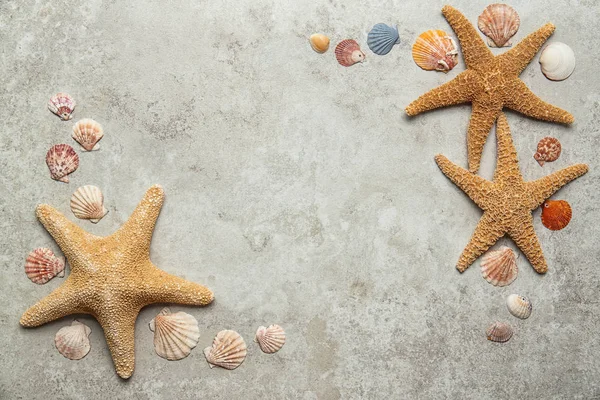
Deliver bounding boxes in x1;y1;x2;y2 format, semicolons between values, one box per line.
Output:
406;5;573;173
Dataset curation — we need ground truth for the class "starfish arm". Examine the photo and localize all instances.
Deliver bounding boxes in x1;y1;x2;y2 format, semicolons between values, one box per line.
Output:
36;205;88;261
525;164;589;209
498;23;554;76
493;113;524;181
435;154;492;209
467;101;504;173
442;5;494;70
457;212;505;272
505;79;574;124
507;214;547;273
143;267;214;306
405;70;480;116
98;310;138;379
20;282;84;327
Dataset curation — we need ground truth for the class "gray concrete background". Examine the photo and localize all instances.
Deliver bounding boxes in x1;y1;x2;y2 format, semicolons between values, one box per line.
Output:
1;0;599;398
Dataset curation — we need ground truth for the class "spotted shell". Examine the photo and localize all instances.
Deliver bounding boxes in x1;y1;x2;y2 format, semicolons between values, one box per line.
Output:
204;330;247;370
55;320;92;360
480;246;518;287
540;42;576;81
541;200;572;231
310;34;330;54
149;307;200;361
25;248;65;284
486;322;513;343
48;93;76;121
255;324;286;354
70;185;108;223
367;23;400;56
335;39;365;67
477;4;520;48
506;294;532;319
534;137;561;166
72;118;104;151
412;30;458;72
46;144;79;183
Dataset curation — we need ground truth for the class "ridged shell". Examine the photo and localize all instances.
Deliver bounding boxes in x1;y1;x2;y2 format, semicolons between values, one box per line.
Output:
70;185;108;223
506;294;532;319
255;324;286;354
540;42;576;81
335;39;365;67
477;4;520;48
486;322;513;343
148;307;200;361
72;118;104;151
367;23;400;56
541;200;572;231
480;246;518;287
46;144;79;183
412;30;458;72
534;137;561;166
204;330;247;370
55;320;92;360
310;34;330;53
24;248;65;284
48;93;76;120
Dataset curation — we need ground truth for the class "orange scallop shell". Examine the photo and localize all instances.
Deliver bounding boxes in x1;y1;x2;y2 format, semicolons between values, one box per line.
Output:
412;30;458;72
541;200;572;231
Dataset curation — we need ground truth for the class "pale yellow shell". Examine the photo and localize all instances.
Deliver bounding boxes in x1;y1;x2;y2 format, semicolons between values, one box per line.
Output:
506;294;532;319
486;322;513;343
477;4;520;47
254;324;286;354
480;246;518;287
310;34;330;53
204;330;247;370
149;307;200;360
55;320;92;360
70;185;108;223
72;118;104;151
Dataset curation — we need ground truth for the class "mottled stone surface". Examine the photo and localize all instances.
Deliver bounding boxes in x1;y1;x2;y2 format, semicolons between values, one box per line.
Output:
0;0;599;398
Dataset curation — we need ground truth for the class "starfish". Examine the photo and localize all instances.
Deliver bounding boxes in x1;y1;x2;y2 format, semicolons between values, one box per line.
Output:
406;5;574;173
435;113;587;273
20;185;214;379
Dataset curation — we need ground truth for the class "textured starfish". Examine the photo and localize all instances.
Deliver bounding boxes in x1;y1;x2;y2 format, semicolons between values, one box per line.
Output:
20;185;214;379
435;113;587;273
406;5;574;173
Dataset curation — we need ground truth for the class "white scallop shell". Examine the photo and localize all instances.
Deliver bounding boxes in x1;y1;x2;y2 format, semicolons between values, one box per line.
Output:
539;42;575;81
506;294;532;319
149;307;200;361
480;246;518;287
254;324;286;354
24;247;65;284
486;322;513;343
55;320;92;360
204;330;247;370
72;118;104;151
70;185;108;223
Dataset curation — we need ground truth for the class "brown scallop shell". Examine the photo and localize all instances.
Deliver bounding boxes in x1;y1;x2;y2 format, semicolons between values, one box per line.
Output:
541;200;572;231
534;137;561;166
46;144;79;183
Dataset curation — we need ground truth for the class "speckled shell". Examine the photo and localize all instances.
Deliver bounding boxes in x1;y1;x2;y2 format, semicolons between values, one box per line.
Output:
335;39;365;67
534;137;561;166
480;246;518;287
477;4;520;48
55;320;92;360
486;322;513;343
25;247;65;284
149;307;200;361
48;93;76;120
540;42;576;81
204;330;247;370
412;30;458;72
46;144;79;183
70;185;108;223
72;118;104;151
310;34;330;53
506;294;532;319
541;200;572;231
255;324;286;354
367;23;400;55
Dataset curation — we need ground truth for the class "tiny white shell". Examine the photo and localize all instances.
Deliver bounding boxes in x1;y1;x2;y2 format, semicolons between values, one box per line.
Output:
149;307;200;360
204;330;247;370
255;324;286;354
55;320;92;360
70;185;108;223
506;294;532;319
539;42;575;81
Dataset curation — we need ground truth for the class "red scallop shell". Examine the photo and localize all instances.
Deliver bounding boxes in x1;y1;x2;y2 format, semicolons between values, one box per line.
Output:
335;39;365;67
533;137;561;166
541;200;572;231
25;248;65;284
46;144;79;183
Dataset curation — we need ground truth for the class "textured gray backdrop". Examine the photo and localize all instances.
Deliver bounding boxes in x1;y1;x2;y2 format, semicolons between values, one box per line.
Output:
1;0;599;399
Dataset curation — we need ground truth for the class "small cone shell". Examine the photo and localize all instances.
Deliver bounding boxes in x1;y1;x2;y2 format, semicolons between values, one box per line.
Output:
480;246;518;287
72;118;104;151
310;34;330;53
486;322;513;343
541;200;572;231
204;330;247;370
148;307;200;361
48;93;76;120
46;144;79;183
255;324;286;354
477;4;520;48
412;30;458;72
70;185;108;223
55;320;92;360
24;248;65;284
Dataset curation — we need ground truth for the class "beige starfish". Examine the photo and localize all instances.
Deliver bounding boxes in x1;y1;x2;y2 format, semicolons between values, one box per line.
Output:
435;113;587;273
407;5;573;173
20;185;214;379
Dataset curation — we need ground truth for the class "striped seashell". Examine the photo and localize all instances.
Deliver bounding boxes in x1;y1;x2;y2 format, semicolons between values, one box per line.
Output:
480;246;518;287
367;23;400;56
486;322;513;343
412;29;458;72
55;320;92;360
335;39;365;67
70;185;108;223
48;93;76;120
477;4;520;48
541;200;572;231
72;118;104;151
506;294;532;319
255;324;286;354
149;308;200;361
25;248;65;284
46;144;79;183
204;330;247;370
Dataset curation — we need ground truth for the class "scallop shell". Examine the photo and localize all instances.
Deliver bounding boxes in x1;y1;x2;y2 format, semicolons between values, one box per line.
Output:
486;322;513;343
204;330;247;370
480;246;518;287
70;185;108;223
506;294;532;319
148;307;200;361
24;248;65;285
46;144;79;183
540;42;576;81
412;30;458;72
534;137;561;166
541;200;572;231
477;4;520;48
335;39;365;67
72;118;104;151
48;93;76;121
367;23;400;56
254;324;286;354
310;34;330;54
55;320;92;360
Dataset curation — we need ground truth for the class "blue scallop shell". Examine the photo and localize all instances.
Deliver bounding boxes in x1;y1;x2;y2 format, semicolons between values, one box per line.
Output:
367;23;400;56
